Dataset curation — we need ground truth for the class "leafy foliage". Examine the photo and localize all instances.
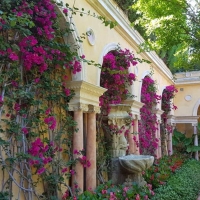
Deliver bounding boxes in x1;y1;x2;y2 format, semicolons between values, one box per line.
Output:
75;180;154;200
131;0;200;72
115;0;200;72
152;159;200;200
143;154;187;189
0;0;116;199
139;76;161;155
173;129;200;153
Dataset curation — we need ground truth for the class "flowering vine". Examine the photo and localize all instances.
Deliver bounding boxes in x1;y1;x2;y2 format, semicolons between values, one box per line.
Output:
139;76;161;155
97;48;139;182
100;49;137;115
0;0;114;199
161;85;178;155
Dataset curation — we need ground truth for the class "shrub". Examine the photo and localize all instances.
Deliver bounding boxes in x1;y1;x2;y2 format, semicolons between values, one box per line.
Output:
75;180;154;200
143;153;187;188
151;159;200;200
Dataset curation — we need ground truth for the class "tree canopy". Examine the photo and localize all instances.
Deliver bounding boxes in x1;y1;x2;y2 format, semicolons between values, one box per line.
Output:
116;0;200;73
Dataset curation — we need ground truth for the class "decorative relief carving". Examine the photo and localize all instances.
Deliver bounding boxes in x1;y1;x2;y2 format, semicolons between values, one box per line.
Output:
87;105;101;113
87;28;95;46
108;104;132;158
185;95;192;101
68;103;88;112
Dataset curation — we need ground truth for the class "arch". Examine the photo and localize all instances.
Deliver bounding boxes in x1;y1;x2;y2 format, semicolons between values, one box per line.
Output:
55;6;85;81
97;43;119;86
137;70;152;101
193;99;200;116
159;86;168;110
161;86;175;115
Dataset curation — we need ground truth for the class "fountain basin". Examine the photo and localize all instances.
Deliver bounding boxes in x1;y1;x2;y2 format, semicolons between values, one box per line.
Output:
119;155;154;173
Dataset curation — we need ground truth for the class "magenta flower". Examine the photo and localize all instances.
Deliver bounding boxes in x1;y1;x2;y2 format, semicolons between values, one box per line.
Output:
61;167;68;173
34;78;40;83
0;96;3;107
21;127;28;135
70;169;75;175
44;116;56;130
73;149;79;155
63;8;68;14
135;194;140;200
64;88;70;96
45;108;51;115
11;80;18;87
37;167;46;175
14;103;20;112
9;52;19;61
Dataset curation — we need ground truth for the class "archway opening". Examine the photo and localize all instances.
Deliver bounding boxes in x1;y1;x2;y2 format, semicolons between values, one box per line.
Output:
97;48;137;184
139;76;160;155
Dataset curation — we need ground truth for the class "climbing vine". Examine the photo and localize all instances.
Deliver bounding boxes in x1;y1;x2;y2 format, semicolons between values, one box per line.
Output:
97;48;138;182
139;76;161;155
0;0;116;199
161;85;178;155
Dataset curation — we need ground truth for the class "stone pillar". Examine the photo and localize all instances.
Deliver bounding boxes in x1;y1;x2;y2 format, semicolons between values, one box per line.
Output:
72;109;84;192
157;122;162;158
133;118;140;155
108;104;130;158
168;128;173;156
86;106;98;190
155;122;159;158
128;124;135;154
168;124;175;156
193;123;199;160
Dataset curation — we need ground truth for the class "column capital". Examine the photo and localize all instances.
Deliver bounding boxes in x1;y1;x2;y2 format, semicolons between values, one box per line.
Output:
66;80;106;112
87;105;101;113
192;123;198;127
122;99;143;120
167;115;176;126
69;103;88;112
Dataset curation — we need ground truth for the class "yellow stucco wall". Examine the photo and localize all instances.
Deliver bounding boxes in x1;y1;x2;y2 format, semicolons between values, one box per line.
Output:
174;84;200;116
64;0;174;104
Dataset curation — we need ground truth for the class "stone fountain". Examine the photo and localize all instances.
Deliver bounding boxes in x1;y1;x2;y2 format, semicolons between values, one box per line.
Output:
119;154;154;186
108;104;154;186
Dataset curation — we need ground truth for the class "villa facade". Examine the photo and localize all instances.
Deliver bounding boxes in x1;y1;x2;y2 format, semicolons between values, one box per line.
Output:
0;0;199;198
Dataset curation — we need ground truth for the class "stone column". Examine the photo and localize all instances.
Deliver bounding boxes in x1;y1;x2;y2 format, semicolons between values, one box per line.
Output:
72;107;84;193
128;123;135;154
168;124;175;156
86;106;98;190
155;122;159;158
108;104;130;158
65;81;107;193
157;122;162;158
193;123;199;160
133;118;140;155
168;129;173;156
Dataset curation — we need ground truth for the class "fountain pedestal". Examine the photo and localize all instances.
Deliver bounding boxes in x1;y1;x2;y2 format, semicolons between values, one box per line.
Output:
110;155;154;186
107;104;131;158
119;154;154;186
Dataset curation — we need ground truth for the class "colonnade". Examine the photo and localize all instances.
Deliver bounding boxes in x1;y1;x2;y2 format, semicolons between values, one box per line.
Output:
66;81;199;193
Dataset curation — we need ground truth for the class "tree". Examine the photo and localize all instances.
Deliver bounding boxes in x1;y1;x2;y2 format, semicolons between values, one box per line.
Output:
130;0;200;73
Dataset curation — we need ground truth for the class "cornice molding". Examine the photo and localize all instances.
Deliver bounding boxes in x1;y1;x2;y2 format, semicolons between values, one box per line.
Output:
66;81;106;111
169;115;199;124
66;80;106;96
86;0;174;83
153;109;164;122
122;99;144;120
175;71;200;86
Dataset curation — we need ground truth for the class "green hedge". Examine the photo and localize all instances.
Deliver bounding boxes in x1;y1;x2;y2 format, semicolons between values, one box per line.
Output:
151;159;200;200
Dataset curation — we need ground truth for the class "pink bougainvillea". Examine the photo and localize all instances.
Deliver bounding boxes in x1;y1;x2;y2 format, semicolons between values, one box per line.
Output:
161;85;178;124
100;48;137;115
139;76;161;155
160;85;178;155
